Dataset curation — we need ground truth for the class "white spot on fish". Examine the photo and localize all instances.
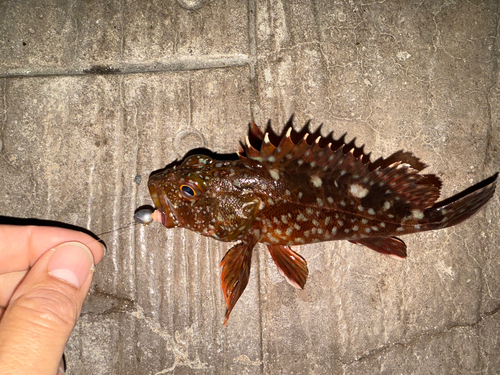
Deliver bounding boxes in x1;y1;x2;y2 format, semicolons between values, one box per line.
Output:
298;192;303;199
340;200;346;207
358;205;364;212
268;234;280;243
327;197;334;204
362;219;368;225
367;208;375;215
285;189;291;196
383;201;391;210
411;209;424;220
331;227;337;235
297;214;308;222
365;228;371;233
269;169;280;180
352;225;359;231
324;217;331;226
396;227;404;232
268;156;276;163
311;175;322;187
316;198;324;206
349;184;369;198
294;223;301;230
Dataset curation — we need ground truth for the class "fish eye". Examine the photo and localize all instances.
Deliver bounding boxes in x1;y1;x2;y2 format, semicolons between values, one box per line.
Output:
180;184;201;198
181;185;195;197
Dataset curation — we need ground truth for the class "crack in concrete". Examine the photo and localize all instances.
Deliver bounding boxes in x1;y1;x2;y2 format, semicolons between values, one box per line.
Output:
129;305;212;374
1;79;6;141
343;304;500;367
484;3;500;168
0;55;251;79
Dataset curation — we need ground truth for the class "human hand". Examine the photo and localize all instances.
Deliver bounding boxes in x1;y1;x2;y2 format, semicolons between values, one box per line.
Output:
0;225;105;374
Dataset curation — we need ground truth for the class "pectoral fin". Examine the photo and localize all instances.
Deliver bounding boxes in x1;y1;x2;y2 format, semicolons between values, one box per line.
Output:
267;245;309;289
349;236;407;260
219;232;259;325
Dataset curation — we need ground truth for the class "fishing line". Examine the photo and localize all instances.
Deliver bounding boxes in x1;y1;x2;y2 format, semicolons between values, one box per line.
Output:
82;222;137;249
83;207;156;249
95;222;138;237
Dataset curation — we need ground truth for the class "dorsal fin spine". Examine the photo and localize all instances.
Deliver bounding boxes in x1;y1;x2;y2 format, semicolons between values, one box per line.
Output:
239;123;439;207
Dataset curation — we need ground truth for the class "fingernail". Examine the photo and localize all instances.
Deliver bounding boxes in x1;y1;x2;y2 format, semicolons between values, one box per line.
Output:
100;241;107;256
48;242;95;288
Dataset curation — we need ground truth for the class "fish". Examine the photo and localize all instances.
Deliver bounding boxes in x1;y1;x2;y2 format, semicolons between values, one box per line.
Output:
147;121;498;325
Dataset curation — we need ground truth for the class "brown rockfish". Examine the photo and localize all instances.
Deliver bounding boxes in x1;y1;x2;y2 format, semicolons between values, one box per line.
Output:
146;122;498;325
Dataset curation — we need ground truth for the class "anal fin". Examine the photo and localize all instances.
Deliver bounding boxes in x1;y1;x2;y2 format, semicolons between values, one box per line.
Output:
349;237;407;260
267;245;309;289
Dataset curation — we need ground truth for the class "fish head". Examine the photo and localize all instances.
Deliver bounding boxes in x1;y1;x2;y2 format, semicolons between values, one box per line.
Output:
148;154;260;241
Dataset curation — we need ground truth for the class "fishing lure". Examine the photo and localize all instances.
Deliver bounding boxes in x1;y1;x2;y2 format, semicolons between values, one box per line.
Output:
144;122;498;325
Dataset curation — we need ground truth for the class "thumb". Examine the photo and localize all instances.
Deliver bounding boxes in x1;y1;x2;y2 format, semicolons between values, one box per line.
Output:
0;242;95;375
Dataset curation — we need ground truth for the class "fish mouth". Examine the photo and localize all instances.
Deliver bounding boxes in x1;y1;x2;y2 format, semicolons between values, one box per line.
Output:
148;182;179;228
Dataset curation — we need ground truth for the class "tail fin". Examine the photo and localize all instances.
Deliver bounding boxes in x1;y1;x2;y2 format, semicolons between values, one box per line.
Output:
425;173;498;229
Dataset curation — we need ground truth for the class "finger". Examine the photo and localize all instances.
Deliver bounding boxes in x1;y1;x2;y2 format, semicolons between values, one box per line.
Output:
0;270;28;308
0;242;95;375
0;225;105;274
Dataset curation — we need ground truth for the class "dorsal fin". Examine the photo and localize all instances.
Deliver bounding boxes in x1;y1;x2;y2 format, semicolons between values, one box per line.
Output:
238;120;442;212
239;121;430;173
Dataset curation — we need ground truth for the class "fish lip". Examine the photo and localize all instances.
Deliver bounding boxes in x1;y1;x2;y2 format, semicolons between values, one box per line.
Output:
161;196;179;228
148;180;179;228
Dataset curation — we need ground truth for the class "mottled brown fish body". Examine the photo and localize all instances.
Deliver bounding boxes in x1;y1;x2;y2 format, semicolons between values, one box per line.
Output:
148;122;498;325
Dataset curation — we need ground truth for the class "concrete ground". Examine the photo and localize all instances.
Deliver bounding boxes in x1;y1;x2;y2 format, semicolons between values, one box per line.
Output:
1;0;499;374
